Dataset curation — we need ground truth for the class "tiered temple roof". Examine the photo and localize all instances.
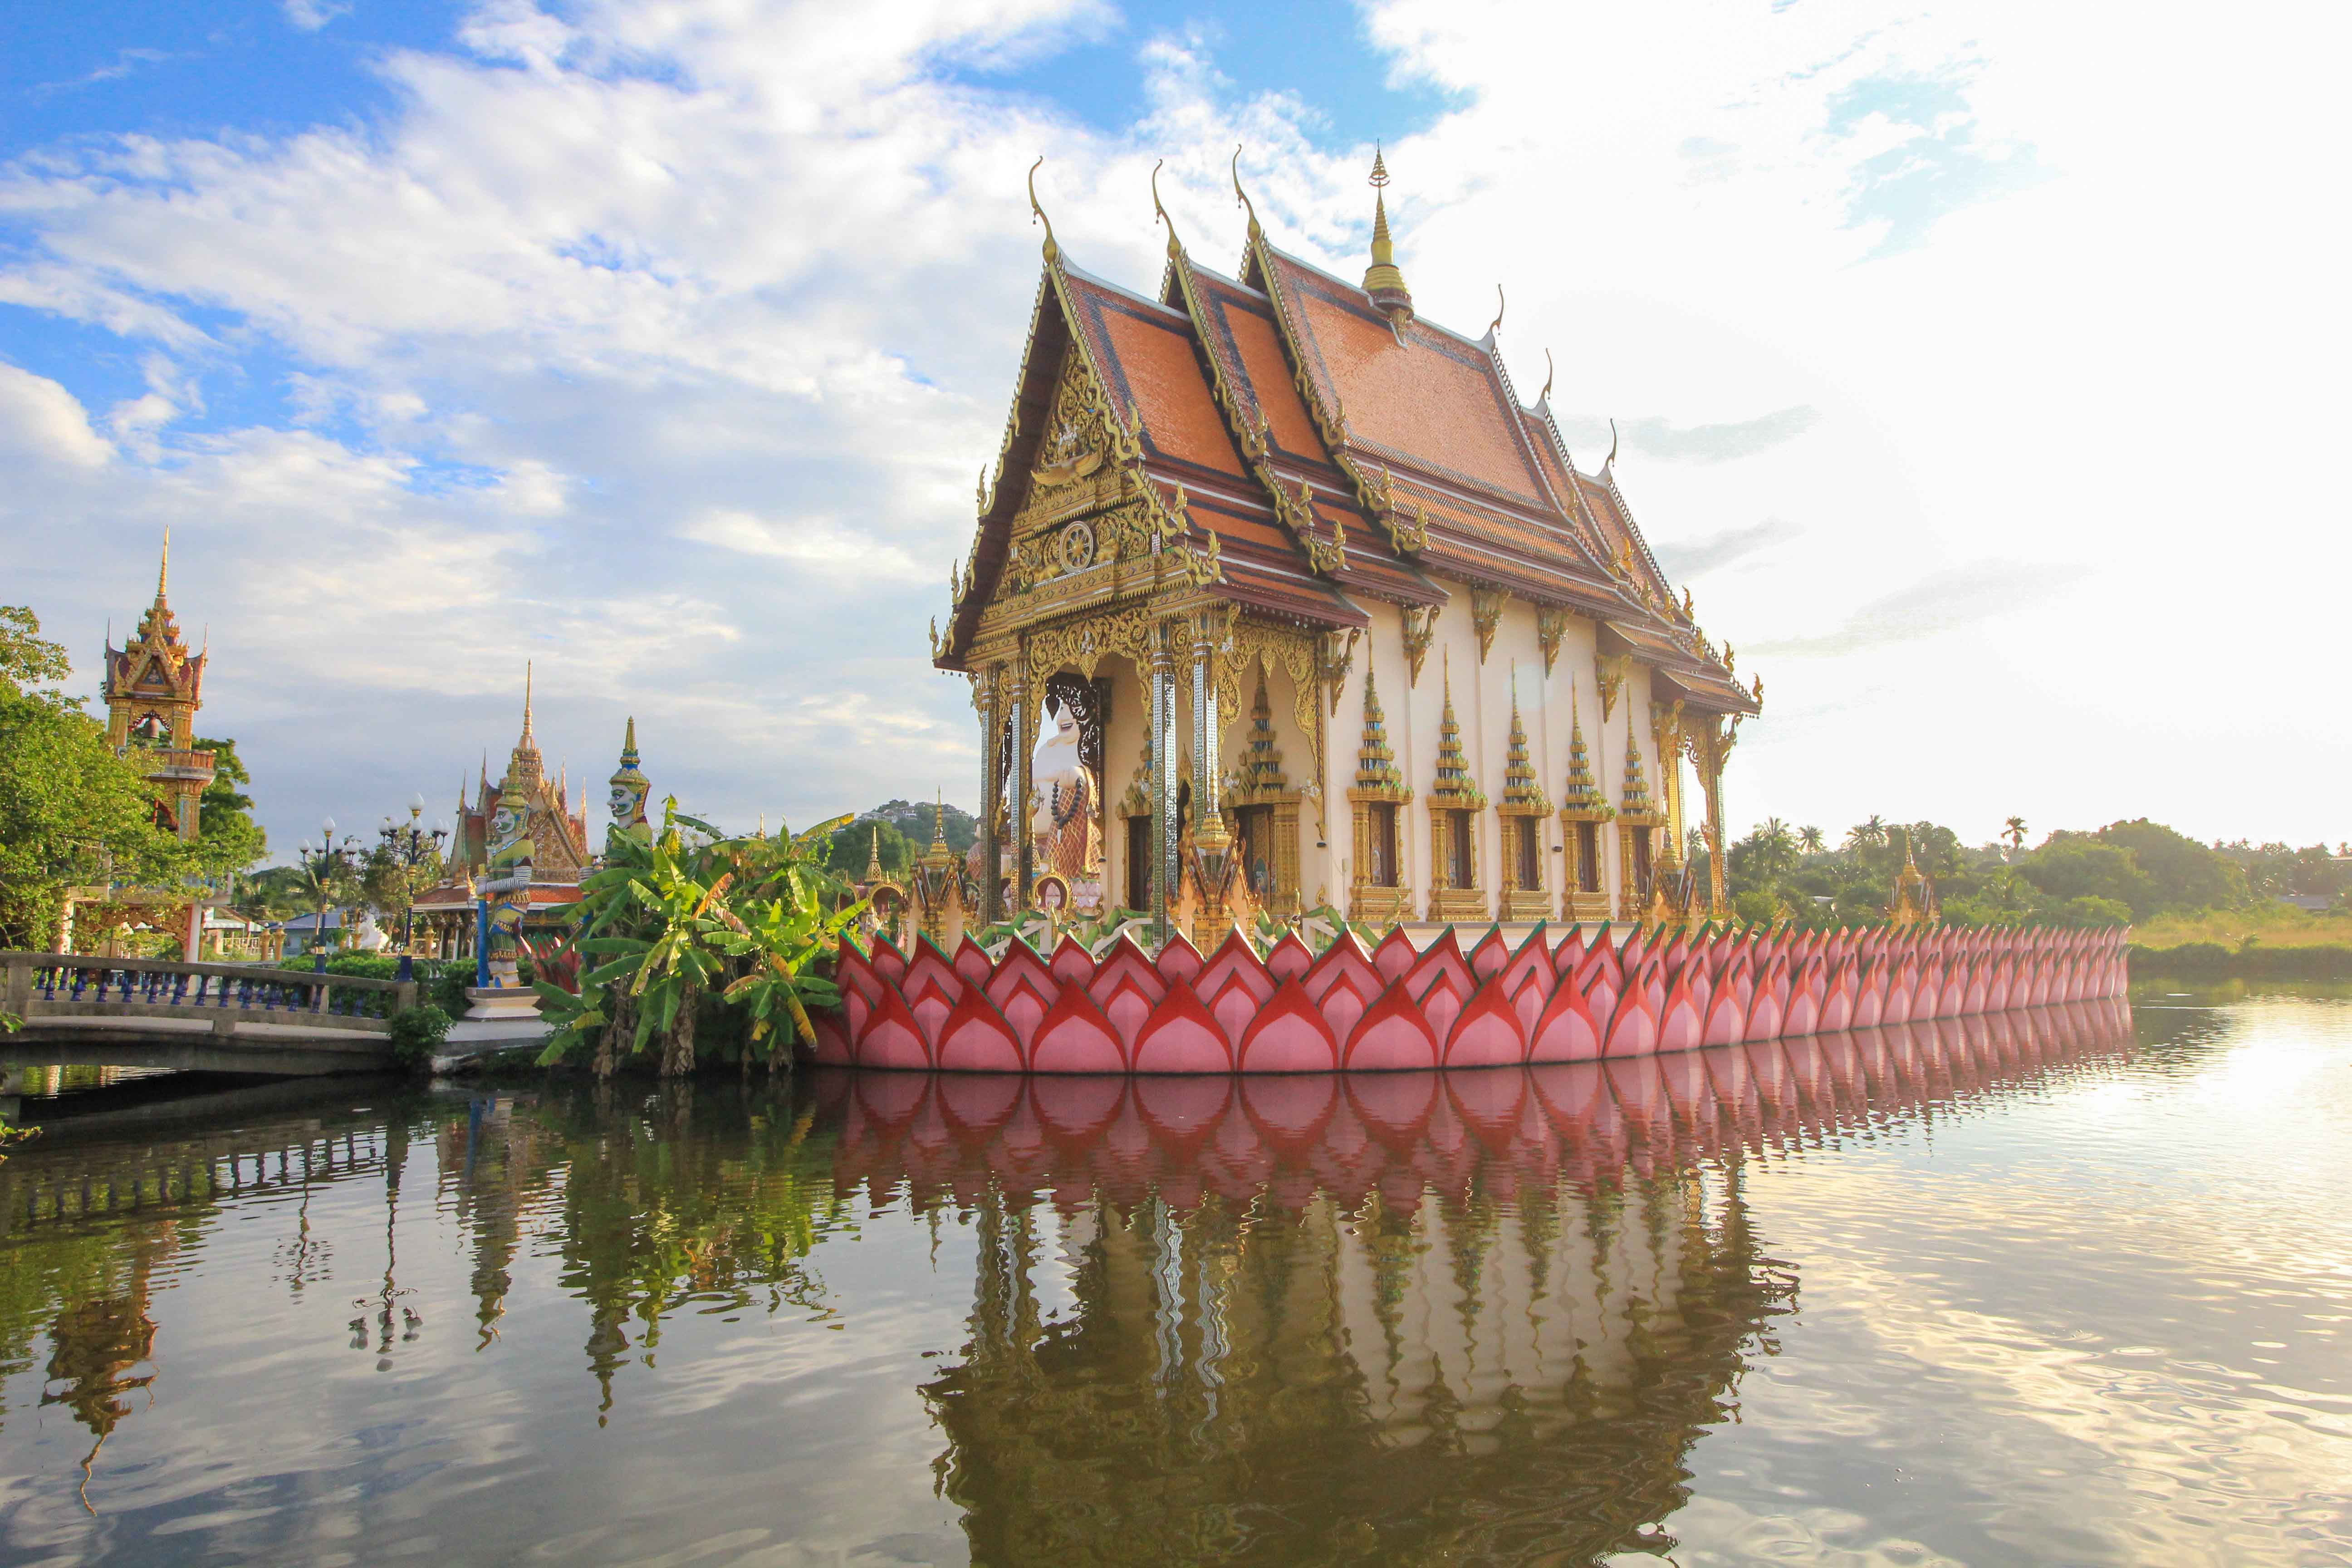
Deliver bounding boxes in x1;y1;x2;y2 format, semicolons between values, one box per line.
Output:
937;153;1755;720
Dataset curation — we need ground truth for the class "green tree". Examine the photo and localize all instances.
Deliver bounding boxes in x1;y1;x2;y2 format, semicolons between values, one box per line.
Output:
0;608;187;948
2016;838;2152;918
1797;825;1825;855
2004;815;2028;853
2089;819;2242;913
189;736;267;877
535;801;866;1078
824;817;913;882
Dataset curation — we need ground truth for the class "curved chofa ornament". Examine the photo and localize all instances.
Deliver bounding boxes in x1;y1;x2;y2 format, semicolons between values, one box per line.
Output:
1151;157;1181;259
1539;348;1554;406
1605;417;1620;469
1028;155;1058;263
1487;284;1505;339
1230;144;1262;242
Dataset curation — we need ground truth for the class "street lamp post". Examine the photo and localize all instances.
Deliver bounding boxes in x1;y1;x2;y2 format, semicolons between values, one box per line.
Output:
295;818;359;973
377;794;449;968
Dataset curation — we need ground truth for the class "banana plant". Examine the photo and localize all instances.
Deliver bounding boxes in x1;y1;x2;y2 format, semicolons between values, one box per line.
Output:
534;799;866;1077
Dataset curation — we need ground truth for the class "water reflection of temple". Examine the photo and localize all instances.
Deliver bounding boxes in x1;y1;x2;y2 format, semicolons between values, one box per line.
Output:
818;1000;2134;1564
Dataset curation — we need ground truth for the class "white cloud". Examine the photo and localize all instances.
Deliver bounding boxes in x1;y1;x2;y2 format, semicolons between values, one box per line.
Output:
282;0;351;32
0;364;113;469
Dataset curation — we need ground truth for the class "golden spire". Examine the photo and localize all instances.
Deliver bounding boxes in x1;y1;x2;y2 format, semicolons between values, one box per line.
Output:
1430;649;1483;806
1152;158;1181;260
863;823;885;883
1501;666;1548;811
1562;678;1603;808
931;789;950;852
522;661;535;745
1027;156;1058;264
1355;668;1403;791
1620;706;1652;813
1230;144;1261;243
156;525;170;602
1362;145;1413;325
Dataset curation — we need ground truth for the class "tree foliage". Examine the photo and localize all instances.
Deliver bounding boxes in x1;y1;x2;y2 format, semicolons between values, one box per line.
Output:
534;799;866;1077
0;608;190;947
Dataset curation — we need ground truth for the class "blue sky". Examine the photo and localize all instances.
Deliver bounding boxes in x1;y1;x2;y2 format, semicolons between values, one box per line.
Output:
1;0;2343;860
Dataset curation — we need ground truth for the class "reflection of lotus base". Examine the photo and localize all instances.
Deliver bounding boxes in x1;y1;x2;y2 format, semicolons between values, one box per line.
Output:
465;986;541;1021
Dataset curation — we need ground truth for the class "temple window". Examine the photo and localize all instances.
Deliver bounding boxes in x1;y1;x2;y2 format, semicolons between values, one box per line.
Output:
1515;819;1541;893
1126;815;1153;909
1447;808;1477;889
1369;804;1399;887
1576;822;1602;892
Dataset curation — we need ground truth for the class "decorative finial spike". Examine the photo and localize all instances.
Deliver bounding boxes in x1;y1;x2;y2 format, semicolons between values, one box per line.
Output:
157;524;170;600
1361;144;1413;325
1487;284;1505;338
1027;156;1058;264
1606;418;1619;468
1151;157;1181;260
1540;348;1554;405
1230;144;1262;243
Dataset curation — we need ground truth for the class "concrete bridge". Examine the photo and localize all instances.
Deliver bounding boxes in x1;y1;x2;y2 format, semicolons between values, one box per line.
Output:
2;952;412;1074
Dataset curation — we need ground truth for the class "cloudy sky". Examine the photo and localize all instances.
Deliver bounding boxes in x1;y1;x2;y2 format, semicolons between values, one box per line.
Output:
3;0;2344;862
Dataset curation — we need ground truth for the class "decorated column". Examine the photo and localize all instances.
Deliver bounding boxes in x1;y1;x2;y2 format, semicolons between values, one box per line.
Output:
1149;617;1178;945
1008;655;1034;911
976;667;1004;923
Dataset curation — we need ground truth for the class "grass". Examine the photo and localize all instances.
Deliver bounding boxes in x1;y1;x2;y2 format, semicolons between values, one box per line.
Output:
2131;907;2352;951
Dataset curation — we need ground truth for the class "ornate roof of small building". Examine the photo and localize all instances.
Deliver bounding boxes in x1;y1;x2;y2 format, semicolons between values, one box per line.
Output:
939;156;1754;716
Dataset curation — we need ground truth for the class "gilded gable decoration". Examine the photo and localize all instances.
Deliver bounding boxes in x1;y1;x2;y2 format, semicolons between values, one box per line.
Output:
1402;604;1441;688
1596;653;1628;722
1470;587;1504;665
1535;606;1569;676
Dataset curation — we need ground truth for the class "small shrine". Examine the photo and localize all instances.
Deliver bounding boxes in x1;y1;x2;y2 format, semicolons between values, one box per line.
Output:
408;669;604;966
60;534;236;957
930;149;1759;945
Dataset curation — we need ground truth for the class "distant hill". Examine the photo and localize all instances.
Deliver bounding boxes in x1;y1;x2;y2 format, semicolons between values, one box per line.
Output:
860;799;977;856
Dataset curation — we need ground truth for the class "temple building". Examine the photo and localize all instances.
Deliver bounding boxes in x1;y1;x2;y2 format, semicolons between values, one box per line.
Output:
408;672;599;958
102;532;215;844
933;152;1759;940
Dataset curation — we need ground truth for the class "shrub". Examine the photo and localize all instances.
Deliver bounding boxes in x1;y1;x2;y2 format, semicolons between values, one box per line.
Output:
388;1004;453;1069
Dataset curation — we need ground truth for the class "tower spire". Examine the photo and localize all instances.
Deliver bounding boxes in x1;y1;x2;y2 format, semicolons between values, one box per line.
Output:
157;525;170;601
1362;145;1414;327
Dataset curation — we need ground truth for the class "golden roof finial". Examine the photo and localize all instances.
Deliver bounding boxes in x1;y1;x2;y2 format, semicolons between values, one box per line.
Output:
1605;417;1619;468
931;788;950;850
1027;156;1058;264
863;823;885;883
1151;157;1181;260
1539;348;1553;405
1230;144;1261;243
156;524;170;601
521;659;535;745
1362;143;1413;325
1487;284;1505;338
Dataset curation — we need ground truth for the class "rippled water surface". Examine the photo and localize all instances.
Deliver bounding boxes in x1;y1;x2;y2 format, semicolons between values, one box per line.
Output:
0;990;2345;1567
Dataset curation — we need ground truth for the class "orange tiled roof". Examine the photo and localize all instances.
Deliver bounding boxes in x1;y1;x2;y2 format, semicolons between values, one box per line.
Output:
941;222;1752;716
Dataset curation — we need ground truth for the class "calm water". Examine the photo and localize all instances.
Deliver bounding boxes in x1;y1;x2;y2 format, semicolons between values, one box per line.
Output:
0;991;2345;1567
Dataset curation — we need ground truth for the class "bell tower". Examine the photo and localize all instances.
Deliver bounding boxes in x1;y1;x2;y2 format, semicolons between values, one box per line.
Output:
103;530;216;842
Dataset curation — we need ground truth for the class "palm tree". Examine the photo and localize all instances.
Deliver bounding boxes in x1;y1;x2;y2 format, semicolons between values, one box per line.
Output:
1844;815;1887;851
2004;815;2028;854
1797;825;1825;855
